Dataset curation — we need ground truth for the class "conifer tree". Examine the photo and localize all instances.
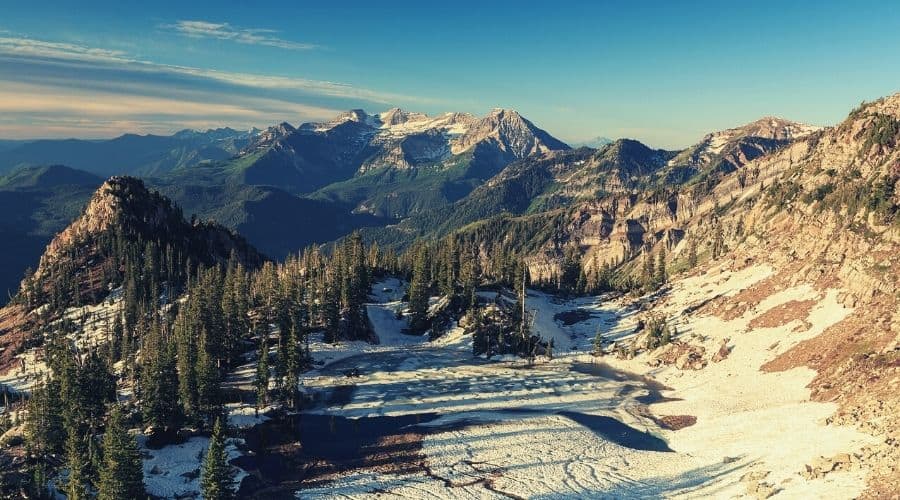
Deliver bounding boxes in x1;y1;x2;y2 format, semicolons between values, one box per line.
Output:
592;329;604;355
97;405;146;500
65;431;90;500
655;246;667;285
255;325;269;409
460;255;477;313
196;327;221;423
142;333;180;432
711;223;726;259
560;246;582;295
283;320;301;408
514;261;532;355
407;245;430;333
24;377;65;456
201;418;235;500
322;267;341;343
175;300;199;420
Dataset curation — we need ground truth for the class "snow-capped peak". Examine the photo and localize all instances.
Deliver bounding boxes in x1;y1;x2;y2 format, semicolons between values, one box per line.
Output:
698;116;821;157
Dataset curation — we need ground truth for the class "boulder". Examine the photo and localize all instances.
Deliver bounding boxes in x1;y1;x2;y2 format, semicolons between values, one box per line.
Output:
675;350;707;370
0;425;24;447
712;337;731;363
741;470;770;483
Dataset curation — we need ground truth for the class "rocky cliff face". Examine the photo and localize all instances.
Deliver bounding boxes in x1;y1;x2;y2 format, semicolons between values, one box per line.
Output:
449;97;895;302
246;107;569;178
489;98;898;495
31;176;263;300
451;108;570;158
660;117;820;183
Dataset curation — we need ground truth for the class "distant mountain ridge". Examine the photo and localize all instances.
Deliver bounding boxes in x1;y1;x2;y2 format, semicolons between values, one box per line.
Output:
0;108;824;306
0;127;261;176
0;165;106;301
661;116;820;183
570;136;614;148
216;107;570;219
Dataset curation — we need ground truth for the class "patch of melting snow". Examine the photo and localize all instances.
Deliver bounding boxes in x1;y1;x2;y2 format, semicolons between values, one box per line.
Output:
282;268;875;498
140;434;247;499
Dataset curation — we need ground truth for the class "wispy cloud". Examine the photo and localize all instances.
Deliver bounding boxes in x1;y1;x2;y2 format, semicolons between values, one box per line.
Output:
0;33;441;138
0;35;430;104
0;81;339;138
163;20;318;51
0;36;130;64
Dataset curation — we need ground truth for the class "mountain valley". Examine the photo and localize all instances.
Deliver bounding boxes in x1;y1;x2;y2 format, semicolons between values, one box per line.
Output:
0;95;898;499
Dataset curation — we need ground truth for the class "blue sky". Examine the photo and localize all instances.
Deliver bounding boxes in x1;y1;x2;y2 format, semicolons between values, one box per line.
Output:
1;0;899;147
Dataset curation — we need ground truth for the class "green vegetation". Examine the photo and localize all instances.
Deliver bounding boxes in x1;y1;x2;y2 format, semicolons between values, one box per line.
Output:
644;314;674;350
201;418;235;500
97;406;146;500
862;113;900;151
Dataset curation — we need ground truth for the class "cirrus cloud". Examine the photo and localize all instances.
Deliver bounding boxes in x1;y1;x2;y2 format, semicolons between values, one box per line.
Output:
0;33;442;138
163;20;318;51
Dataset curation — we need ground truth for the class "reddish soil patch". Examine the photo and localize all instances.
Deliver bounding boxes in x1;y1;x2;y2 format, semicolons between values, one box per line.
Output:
656;415;698;430
0;305;30;376
701;263;799;321
634;405;697;431
748;299;817;330
762;296;900;497
236;413;528;499
235;414;429;497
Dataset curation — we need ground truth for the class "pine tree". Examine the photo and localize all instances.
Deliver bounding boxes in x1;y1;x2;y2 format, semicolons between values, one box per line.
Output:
592;329;604;355
322;267;341;343
687;240;699;268
24;377;65;456
97;406;146;500
471;306;489;356
221;265;241;366
107;314;123;364
175;299;199;420
283;320;301;408
201;418;235;500
196;327;221;423
142;338;180;432
407;245;430;333
655;246;667;285
255;325;269;409
711;223;726;259
560;246;582;295
65;431;90;500
460;255;477;313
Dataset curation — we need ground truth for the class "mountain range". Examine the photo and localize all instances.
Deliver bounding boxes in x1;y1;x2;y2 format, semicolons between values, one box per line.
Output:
0;105;825;302
1;93;899;497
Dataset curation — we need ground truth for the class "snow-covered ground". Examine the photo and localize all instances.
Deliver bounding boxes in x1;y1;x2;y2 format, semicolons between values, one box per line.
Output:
140;434;247;498
6;273;868;498
290;270;876;498
0;289;123;395
602;265;877;498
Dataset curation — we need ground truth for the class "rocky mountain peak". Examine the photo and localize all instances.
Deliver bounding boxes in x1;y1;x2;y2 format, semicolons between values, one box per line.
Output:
858;92;900;119
379;107;428;126
30;176;262;306
36;177;178;271
334;109;374;125
596;139;671;175
239;122;296;155
257;122;295;142
453;108;569;157
735;116;821;141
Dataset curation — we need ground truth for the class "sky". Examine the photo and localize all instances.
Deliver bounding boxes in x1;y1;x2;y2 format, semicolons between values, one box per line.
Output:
1;1;899;148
